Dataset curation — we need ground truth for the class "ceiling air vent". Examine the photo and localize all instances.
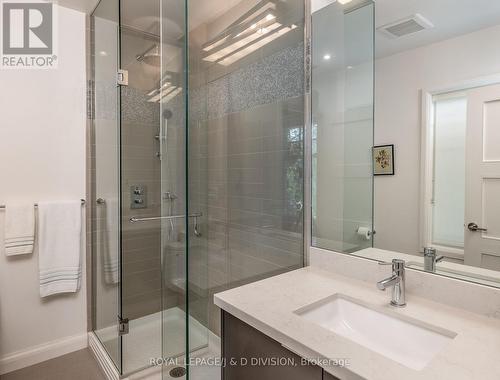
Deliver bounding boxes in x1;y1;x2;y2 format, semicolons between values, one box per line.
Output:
378;14;434;38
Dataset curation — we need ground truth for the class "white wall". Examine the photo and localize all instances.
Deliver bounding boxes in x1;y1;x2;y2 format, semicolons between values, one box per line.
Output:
0;6;87;373
374;24;500;254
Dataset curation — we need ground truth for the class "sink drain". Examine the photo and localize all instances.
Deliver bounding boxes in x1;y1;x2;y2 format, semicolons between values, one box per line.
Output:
169;367;186;378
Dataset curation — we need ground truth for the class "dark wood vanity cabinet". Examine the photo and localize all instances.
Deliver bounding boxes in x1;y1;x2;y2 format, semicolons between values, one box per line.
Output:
323;372;340;380
222;311;340;380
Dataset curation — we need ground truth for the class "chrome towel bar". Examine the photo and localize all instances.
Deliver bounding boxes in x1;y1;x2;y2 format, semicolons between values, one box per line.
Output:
0;199;86;210
129;212;203;223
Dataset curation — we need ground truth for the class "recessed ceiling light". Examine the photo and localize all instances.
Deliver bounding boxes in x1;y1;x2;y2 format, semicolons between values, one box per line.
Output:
99;51;108;56
266;14;276;21
323;54;332;60
338;0;353;4
347;65;353;69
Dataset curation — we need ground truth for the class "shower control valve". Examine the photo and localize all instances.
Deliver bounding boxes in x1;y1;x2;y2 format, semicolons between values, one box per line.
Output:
130;185;147;209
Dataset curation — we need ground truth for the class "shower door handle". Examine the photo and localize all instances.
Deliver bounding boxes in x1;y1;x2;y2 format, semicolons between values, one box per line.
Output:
129;212;202;223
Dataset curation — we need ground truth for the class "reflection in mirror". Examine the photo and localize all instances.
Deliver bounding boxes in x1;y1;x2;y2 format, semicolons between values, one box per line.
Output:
311;0;500;288
311;0;374;253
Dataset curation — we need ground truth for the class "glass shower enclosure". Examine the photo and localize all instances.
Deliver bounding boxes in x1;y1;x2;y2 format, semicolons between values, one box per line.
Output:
92;0;192;374
91;0;305;378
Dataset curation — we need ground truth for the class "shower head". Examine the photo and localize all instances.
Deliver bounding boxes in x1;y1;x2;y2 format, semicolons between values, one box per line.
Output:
163;109;173;120
136;44;160;67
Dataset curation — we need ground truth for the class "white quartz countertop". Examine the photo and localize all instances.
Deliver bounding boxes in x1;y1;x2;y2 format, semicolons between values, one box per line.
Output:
214;266;500;380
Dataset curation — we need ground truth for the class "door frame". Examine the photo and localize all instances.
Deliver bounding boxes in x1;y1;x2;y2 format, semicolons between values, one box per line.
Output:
419;74;500;260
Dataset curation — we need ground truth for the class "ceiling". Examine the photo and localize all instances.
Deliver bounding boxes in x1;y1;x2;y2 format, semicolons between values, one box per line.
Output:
64;0;500;61
312;0;500;72
118;0;246;37
375;0;500;58
56;0;99;13
61;0;245;33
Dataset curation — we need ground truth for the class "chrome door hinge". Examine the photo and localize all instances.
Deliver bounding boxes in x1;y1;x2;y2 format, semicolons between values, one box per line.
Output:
117;69;129;86
118;317;129;336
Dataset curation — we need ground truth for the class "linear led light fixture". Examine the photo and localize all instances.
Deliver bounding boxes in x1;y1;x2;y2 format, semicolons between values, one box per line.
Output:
203;5;277;54
147;88;159;97
203;3;276;53
236;13;276;37
203;21;281;62
203;36;230;52
202;9;278;56
218;24;297;66
161;87;182;103
147;81;173;97
148;86;174;103
200;0;300;66
233;1;276;29
147;86;182;103
147;82;181;103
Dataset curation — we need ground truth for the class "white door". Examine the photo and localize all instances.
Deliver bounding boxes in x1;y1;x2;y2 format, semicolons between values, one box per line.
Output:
465;83;500;268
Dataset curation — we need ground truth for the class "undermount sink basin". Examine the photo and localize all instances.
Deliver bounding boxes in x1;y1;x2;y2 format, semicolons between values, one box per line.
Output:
295;294;456;371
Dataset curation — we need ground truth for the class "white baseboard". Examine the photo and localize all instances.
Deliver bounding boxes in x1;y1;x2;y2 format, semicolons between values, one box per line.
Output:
88;332;120;380
0;333;88;375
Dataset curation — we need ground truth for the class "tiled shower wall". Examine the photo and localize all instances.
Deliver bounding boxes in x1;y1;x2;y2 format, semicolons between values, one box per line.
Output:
121;87;184;319
188;27;306;334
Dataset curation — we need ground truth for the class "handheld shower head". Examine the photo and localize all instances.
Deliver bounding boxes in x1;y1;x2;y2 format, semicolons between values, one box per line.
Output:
162;109;173;120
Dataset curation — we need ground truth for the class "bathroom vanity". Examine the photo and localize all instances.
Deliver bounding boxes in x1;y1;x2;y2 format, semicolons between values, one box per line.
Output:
215;256;500;380
222;311;329;380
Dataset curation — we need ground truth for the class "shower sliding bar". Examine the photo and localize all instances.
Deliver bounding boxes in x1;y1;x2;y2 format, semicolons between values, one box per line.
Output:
0;199;86;209
129;212;203;223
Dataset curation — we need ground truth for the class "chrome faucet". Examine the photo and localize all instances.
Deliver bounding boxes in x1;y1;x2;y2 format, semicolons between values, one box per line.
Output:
423;247;444;272
377;259;406;307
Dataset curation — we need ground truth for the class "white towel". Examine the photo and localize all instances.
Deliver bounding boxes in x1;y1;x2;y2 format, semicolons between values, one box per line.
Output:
4;203;35;256
99;198;119;284
38;201;82;297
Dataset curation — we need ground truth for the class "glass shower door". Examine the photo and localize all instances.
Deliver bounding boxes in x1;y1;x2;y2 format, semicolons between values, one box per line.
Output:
92;0;202;376
159;0;210;377
158;0;188;367
91;0;122;373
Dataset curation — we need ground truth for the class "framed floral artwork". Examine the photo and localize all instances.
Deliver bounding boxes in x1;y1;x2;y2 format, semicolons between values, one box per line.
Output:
373;144;394;176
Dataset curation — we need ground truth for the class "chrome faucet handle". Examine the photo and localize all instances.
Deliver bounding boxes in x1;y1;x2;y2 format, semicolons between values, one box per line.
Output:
378;261;393;266
377;258;406;307
378;258;405;267
423;247;437;256
423;247;445;271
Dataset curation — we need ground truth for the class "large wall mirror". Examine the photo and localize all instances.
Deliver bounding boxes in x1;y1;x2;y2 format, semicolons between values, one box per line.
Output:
311;0;500;288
